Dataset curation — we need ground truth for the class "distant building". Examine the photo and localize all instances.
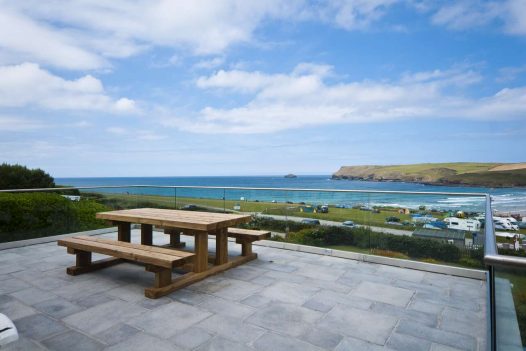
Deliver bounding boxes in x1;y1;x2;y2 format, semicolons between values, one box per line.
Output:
412;228;466;248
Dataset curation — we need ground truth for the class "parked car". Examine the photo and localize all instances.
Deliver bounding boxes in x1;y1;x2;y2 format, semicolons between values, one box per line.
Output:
519;222;526;229
342;220;355;228
385;216;400;223
182;204;198;210
301;218;320;225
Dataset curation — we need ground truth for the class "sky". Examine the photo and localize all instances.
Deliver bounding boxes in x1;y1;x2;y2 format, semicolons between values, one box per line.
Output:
1;0;526;177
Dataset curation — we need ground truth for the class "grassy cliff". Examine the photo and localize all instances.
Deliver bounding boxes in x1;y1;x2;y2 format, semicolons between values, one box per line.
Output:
332;162;526;187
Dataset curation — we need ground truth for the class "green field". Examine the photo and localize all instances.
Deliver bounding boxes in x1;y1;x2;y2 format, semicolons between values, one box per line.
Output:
86;191;485;232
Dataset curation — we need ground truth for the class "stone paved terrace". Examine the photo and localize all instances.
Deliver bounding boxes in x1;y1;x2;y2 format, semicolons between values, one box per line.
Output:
0;230;487;351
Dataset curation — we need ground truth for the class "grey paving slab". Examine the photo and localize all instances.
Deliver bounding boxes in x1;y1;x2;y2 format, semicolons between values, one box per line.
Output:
246;302;322;337
198;314;265;344
203;278;263;301
317;304;398;345
95;323;141;346
197;295;256;319
0;278;31;294
127;300;212;339
259;281;319;305
386;332;432;351
253;332;324;351
335;336;394;351
2;335;48;350
170;327;214;350
396;319;477;351
33;297;84;319
0;295;37;320
377;265;426;283
440;307;486;339
106;332;183;351
72;292;115;309
304;289;373;312
10;287;58;305
170;288;209;305
240;294;272;308
63;299;147;335
430;343;466;351
41;329;105;351
197;335;255;351
351;281;414;307
223;265;269;281
371;301;438;327
299;326;344;350
15;313;68;341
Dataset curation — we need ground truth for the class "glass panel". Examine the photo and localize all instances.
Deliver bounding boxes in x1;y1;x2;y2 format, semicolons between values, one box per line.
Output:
495;265;526;350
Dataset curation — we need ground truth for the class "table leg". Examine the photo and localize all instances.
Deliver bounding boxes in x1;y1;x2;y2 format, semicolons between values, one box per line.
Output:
141;224;153;245
215;228;228;265
117;222;131;242
194;231;208;273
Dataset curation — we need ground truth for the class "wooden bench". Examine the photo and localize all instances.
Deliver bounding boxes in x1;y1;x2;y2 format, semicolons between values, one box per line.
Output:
162;227;270;257
227;228;270;256
57;236;195;298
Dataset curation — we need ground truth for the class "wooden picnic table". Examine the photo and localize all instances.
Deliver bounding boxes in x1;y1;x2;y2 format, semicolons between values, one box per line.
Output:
91;208;255;297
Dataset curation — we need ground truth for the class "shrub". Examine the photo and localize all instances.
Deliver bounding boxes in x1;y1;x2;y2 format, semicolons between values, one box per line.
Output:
0;192;109;242
261;218;462;263
0;163;55;189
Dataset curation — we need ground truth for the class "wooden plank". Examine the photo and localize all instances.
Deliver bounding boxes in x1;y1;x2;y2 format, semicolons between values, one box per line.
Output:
72;236;194;258
141;224;153;245
96;208;251;231
66;257;124;276
227;227;270;240
193;231;209;273
144;253;258;298
58;238;180;268
117;222;131;242
215;228;228;265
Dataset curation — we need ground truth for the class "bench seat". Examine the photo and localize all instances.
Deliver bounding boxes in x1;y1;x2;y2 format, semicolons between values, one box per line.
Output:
227;228;270;256
58;236;195;298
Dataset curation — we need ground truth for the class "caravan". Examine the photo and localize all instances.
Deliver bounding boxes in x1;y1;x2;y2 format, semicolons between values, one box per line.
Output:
493;217;519;231
443;217;481;232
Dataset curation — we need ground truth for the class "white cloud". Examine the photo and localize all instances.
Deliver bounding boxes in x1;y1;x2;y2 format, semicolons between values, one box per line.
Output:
0;1;304;70
0;115;45;131
161;63;526;134
430;0;526;36
314;0;400;30
0;63;137;113
193;57;225;70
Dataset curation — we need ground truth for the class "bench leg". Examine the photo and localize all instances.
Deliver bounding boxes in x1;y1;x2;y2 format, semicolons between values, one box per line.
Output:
145;265;172;289
117;222;131;242
66;248;123;275
241;242;253;256
141;224;152;245
76;250;92;267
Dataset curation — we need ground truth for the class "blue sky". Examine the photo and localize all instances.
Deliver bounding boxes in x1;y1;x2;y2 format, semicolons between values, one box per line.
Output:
1;0;525;177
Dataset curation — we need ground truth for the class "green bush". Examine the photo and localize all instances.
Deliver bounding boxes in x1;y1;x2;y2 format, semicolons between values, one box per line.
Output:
257;217;462;263
0;192;109;242
0;163;55;189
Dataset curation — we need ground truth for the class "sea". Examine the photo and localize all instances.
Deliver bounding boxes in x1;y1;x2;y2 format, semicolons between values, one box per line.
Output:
56;175;526;215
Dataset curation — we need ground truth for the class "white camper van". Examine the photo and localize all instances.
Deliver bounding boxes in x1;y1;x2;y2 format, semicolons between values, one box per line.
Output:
443;217;481;232
493;217;519;231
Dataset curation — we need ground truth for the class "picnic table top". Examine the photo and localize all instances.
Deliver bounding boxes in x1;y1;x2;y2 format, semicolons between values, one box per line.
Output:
96;208;252;232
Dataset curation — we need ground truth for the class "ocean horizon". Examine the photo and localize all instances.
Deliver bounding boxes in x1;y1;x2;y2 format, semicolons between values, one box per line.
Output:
56;175;526;214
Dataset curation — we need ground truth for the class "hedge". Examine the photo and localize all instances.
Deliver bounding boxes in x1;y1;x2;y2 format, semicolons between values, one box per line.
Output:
0;192;109;242
249;217;467;264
